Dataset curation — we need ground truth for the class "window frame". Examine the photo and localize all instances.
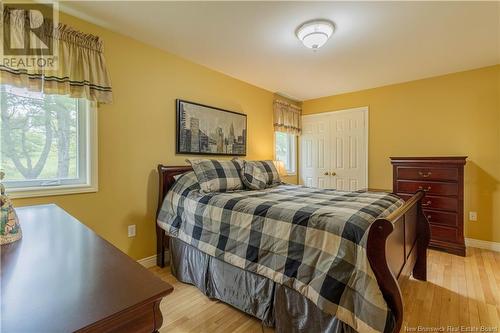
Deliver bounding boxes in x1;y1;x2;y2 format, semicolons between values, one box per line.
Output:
274;131;297;176
4;100;98;199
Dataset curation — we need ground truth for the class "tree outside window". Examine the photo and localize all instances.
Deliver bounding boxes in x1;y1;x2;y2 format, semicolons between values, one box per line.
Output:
275;131;296;174
0;85;93;195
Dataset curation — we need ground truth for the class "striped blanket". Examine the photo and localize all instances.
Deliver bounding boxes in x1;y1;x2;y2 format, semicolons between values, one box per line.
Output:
157;172;404;333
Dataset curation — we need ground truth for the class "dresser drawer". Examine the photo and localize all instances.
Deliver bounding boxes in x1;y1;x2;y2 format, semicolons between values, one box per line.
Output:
397;194;458;212
396;166;458;182
429;224;459;243
396;180;458;196
423;209;458;227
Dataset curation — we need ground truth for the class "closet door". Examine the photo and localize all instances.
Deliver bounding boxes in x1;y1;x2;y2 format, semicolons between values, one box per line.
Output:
300;107;368;191
330;108;368;191
300;114;331;188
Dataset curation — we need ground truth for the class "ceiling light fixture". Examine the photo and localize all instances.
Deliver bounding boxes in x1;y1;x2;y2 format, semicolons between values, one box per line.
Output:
296;19;335;50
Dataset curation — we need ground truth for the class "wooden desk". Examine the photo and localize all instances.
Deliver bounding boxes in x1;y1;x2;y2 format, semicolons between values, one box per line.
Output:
1;204;173;333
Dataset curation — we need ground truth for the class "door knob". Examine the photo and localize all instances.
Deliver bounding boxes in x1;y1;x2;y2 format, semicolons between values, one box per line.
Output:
324;172;330;176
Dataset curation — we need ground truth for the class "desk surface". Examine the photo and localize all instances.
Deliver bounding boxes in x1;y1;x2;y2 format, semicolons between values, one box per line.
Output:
1;204;173;332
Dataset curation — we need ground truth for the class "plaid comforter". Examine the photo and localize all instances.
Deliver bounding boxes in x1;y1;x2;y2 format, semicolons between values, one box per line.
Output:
157;172;404;333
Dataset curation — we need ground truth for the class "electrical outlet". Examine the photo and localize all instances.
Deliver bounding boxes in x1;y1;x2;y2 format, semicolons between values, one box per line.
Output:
127;225;136;237
469;212;477;222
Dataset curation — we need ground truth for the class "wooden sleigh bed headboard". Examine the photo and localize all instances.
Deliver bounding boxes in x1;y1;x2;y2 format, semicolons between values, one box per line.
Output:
156;165;193;217
155;164;430;333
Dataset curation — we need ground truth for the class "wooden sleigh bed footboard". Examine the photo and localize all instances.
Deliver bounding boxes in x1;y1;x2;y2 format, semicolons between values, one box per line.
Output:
367;190;431;332
155;164;430;333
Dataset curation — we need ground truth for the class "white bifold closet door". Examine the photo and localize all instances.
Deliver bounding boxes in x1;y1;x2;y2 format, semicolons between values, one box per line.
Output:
300;107;368;191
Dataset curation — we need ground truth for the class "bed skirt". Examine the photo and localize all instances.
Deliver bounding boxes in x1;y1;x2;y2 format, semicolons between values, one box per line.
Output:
169;237;356;333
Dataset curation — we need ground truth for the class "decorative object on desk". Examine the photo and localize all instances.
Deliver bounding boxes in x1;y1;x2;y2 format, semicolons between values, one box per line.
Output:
176;99;247;156
0;171;22;245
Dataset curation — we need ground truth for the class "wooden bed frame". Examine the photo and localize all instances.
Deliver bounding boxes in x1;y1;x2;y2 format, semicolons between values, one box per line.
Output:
156;165;431;333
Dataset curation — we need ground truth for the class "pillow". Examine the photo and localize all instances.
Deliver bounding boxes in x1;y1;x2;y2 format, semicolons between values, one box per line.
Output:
173;171;200;191
173;173;185;181
173;171;196;182
241;160;281;190
186;159;244;193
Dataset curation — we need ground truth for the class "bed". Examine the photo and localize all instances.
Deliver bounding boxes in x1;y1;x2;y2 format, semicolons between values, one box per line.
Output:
155;165;430;333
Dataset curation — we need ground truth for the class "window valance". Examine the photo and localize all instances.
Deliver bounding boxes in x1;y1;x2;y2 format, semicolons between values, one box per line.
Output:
0;8;113;104
273;99;301;135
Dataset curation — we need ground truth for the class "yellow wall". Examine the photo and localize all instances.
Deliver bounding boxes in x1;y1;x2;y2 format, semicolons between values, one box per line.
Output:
303;65;500;243
13;13;275;259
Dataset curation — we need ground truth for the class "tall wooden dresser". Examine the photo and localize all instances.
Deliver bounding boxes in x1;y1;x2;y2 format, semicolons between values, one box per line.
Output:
390;156;467;256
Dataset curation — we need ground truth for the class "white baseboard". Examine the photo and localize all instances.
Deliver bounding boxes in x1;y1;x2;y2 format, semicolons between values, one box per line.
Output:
137;251;169;268
466;238;500;252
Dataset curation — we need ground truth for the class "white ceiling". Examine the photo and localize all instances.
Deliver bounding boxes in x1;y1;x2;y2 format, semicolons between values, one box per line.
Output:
61;1;500;101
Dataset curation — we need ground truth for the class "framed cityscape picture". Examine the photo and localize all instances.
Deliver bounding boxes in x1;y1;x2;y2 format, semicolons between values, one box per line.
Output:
176;99;247;156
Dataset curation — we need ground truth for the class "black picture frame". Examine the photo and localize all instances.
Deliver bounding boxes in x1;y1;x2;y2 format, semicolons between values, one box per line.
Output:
176;99;247;156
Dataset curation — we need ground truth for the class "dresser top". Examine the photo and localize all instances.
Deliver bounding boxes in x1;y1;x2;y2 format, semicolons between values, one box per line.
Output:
390;156;467;164
1;204;173;333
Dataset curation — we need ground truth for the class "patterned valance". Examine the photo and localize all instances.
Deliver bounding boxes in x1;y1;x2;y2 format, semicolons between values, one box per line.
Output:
273;99;301;135
0;8;113;104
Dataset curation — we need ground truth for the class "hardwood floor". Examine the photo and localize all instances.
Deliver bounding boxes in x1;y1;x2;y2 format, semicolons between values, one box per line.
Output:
149;248;500;332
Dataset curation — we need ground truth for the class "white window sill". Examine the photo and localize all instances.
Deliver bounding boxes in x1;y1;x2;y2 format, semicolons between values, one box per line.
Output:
7;184;98;199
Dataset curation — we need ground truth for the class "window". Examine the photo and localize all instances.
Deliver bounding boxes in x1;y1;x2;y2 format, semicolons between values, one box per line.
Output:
0;85;97;198
275;131;296;175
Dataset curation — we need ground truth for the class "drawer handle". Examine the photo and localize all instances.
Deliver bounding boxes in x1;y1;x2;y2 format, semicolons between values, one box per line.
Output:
418;185;432;192
422;201;432;207
427;215;432;220
419;171;432;178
